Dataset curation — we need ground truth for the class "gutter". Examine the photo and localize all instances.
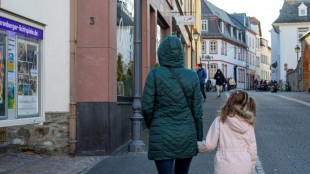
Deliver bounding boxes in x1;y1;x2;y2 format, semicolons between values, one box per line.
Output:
69;0;77;156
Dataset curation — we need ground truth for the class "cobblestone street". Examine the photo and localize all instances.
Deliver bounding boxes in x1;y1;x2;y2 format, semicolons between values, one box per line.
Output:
1;91;310;174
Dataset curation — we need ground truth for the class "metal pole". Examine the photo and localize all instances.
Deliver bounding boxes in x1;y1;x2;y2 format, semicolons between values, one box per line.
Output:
129;0;145;152
195;41;198;65
208;60;210;80
297;53;299;92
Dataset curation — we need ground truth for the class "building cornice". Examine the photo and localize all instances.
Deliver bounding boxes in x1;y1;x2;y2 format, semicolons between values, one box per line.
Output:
273;22;310;26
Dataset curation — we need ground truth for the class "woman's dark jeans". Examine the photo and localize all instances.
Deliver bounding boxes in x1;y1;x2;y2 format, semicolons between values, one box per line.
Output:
155;157;192;174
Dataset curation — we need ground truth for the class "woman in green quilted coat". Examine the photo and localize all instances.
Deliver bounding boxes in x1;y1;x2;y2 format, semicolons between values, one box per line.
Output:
142;35;203;174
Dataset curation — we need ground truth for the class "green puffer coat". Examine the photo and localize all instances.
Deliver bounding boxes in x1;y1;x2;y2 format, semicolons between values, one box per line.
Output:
142;35;203;160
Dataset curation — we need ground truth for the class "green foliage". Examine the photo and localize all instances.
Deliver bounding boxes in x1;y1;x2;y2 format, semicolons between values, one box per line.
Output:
117;54;124;81
155;63;160;67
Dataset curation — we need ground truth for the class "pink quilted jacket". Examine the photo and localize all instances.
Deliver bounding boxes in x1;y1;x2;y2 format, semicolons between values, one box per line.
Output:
198;116;257;174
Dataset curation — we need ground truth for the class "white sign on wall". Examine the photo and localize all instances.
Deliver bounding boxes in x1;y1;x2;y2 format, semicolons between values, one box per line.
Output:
175;16;195;25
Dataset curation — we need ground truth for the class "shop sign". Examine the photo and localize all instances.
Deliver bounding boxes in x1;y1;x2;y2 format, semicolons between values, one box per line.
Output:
0;17;43;40
175;16;195;25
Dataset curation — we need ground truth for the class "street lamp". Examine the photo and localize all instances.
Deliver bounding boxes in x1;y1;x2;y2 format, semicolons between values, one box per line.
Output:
206;55;213;80
295;45;301;91
295;45;300;66
246;65;249;90
193;29;200;64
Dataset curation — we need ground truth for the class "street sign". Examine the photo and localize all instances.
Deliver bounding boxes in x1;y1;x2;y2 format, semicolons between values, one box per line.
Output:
175;16;195;25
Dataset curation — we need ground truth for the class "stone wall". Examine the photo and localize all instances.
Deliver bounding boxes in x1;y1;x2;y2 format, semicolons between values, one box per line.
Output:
6;112;70;155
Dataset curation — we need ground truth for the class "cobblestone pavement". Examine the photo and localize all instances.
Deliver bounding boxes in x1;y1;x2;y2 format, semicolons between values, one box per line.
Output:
0;152;104;174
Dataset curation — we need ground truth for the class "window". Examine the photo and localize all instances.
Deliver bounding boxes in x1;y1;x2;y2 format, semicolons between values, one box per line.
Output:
210;64;218;79
202;20;208;31
300;9;306;16
250;54;252;65
299;3;307;16
230;27;233;37
298;27;309;43
243;69;245;83
256;56;260;67
234;47;236;59
117;1;134;98
225;42;227;55
201;41;206;54
221;21;224;33
210;41;217;54
221;41;224;55
224;65;227;78
0;15;44;126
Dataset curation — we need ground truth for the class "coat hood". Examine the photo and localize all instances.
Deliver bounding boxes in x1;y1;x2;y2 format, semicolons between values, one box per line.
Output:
226;116;249;134
216;69;222;74
226;105;255;134
157;35;184;67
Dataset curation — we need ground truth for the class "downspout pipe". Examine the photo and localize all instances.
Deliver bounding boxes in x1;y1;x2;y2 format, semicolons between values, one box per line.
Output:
69;0;77;156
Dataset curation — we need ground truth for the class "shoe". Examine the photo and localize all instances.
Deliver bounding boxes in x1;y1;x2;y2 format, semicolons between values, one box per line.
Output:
203;98;206;102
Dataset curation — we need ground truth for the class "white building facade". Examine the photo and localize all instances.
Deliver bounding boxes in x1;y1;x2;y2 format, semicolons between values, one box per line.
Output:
245;29;256;89
201;0;247;89
271;1;310;83
0;0;71;155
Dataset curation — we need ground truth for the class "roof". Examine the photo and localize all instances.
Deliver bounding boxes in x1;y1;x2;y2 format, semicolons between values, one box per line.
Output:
273;1;310;24
203;0;238;28
300;30;310;40
230;14;257;35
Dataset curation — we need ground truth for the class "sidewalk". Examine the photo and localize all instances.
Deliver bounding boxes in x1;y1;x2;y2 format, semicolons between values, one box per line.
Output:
0;152;104;174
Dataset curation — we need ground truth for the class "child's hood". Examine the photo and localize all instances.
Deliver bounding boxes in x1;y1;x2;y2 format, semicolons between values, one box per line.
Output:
226;116;249;134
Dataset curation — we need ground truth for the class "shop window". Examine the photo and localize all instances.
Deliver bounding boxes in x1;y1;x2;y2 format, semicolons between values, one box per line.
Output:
0;34;6;119
0;13;44;126
17;39;40;118
117;0;134;100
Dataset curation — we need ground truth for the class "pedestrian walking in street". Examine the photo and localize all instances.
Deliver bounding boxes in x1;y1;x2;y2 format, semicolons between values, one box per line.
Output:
197;90;257;174
214;69;225;98
229;76;236;90
254;78;258;91
197;64;207;102
222;78;227;91
142;35;203;174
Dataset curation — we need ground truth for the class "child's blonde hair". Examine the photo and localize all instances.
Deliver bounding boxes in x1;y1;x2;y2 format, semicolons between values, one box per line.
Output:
220;90;256;124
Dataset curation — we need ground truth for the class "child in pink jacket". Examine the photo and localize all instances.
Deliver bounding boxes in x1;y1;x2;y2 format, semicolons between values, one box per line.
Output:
198;90;257;174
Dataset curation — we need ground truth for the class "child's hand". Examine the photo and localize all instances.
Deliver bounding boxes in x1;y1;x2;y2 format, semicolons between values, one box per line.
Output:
197;141;208;153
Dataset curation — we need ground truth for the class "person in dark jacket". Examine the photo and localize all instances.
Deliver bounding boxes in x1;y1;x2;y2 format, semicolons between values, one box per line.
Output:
214;69;225;98
142;35;203;174
254;79;258;90
197;64;207;102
